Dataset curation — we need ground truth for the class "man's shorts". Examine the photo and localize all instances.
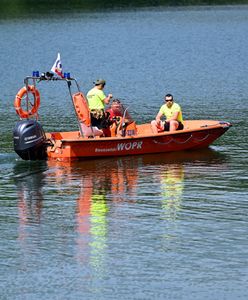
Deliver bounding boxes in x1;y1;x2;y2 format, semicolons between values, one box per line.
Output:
157;121;184;132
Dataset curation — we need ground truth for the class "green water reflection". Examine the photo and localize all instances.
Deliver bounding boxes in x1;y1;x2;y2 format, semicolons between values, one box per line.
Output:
89;194;108;272
160;164;184;220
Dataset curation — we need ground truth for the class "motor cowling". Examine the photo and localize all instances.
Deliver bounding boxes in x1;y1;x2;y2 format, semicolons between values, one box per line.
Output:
13;120;47;160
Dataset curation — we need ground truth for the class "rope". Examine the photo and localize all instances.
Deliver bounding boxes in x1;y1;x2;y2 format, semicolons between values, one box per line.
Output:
153;132;211;145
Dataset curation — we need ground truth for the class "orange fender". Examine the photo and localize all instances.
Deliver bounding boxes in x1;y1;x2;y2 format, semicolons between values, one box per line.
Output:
14;85;40;118
72;92;91;127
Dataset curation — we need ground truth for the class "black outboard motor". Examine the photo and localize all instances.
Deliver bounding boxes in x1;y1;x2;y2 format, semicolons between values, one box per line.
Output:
13;119;47;160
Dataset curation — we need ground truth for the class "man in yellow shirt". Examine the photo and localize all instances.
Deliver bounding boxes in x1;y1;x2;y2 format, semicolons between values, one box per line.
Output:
151;94;184;133
86;79;113;128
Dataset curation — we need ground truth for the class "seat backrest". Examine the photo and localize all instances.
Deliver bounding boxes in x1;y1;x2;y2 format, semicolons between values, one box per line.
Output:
72;92;91;127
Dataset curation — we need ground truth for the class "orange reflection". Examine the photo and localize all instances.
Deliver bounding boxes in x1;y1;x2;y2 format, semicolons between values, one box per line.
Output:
47;158;139;270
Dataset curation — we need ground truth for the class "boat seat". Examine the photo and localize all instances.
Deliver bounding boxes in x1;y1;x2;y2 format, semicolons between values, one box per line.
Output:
125;121;137;136
80;122;103;138
105;120;137;137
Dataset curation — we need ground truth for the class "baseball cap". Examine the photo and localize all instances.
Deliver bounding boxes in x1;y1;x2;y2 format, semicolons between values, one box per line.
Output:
93;79;106;86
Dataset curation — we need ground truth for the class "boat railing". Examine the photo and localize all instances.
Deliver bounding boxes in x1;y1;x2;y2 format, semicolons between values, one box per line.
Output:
23;72;84;137
24;72;80;90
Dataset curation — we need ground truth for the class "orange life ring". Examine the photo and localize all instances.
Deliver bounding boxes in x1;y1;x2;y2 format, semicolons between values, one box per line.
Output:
14;85;40;118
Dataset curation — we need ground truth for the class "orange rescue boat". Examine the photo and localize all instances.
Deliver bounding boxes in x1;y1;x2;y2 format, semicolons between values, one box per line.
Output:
13;74;232;161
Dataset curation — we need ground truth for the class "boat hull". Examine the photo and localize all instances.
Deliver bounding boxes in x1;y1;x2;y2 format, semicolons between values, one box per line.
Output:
47;121;231;161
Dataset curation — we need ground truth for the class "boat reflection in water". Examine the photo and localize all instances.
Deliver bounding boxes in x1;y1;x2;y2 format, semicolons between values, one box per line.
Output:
46;157;139;272
76;176;108;271
160;164;184;220
13;148;228;272
13;162;47;243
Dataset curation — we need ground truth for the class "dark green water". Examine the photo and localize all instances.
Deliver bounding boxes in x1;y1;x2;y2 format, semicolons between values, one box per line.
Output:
1;0;248;19
0;5;247;300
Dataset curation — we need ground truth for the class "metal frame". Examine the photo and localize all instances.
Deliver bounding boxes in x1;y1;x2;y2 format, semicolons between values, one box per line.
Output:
23;74;84;137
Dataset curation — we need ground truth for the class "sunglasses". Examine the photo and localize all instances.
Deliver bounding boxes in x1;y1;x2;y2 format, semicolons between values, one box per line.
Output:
165;99;173;102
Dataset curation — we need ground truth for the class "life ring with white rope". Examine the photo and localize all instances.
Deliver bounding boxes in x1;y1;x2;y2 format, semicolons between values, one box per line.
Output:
14;85;40;118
